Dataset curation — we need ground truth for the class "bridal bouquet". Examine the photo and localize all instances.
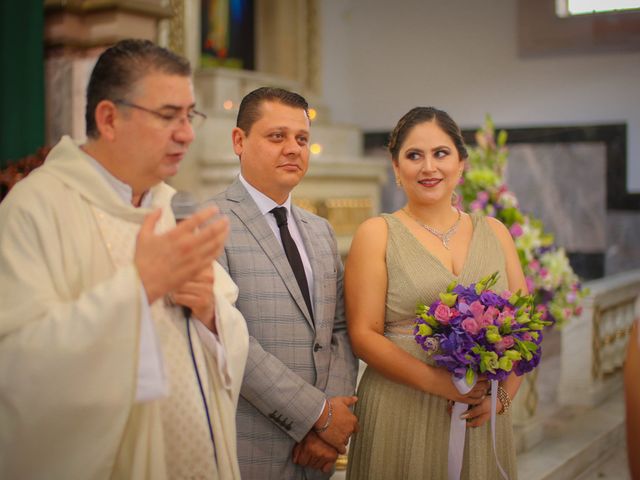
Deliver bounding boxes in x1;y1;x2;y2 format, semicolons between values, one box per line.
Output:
414;271;549;387
414;272;549;480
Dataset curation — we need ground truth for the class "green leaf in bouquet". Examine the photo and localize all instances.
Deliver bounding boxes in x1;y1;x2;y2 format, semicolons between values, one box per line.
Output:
498;207;523;226
485;325;502;343
420;313;438;327
416;303;429;315
504;349;522;361
446;280;458;293
439;292;458;307
541;232;555;246
498;356;513;372
515;310;532;324
509;291;524;306
528;321;544;331
515;339;534;361
497;129;508;148
499;316;513;334
417;322;433;337
466;368;476;386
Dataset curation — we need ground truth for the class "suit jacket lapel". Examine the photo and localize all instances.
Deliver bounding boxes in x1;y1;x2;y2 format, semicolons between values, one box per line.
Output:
226;179;315;330
293;206;326;329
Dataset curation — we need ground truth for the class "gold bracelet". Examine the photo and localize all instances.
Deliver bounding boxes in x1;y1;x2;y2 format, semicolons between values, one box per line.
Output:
497;386;512;415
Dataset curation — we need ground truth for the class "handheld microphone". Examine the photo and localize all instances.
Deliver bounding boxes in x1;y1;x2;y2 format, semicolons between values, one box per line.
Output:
171;190;198;223
170;191;198;319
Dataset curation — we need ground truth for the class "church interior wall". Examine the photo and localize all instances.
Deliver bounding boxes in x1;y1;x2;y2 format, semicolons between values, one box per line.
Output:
320;0;640;192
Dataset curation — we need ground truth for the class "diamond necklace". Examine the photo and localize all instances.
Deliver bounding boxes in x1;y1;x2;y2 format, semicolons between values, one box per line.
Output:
402;207;461;250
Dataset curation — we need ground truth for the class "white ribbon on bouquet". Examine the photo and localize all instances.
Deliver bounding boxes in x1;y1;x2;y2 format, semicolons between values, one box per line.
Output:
448;378;509;480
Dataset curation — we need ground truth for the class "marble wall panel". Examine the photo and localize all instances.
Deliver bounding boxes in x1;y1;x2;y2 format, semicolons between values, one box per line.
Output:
505;143;607;252
606;212;640;275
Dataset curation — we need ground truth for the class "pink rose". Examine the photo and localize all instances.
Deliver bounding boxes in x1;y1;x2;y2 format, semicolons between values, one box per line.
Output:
461;318;481;335
469;301;485;319
509;224;523;238
495;335;515;353
470;200;483;212
434;304;453;325
477;314;493;328
496;310;513;326
526;277;535;293
500;290;512;300
522;332;532;341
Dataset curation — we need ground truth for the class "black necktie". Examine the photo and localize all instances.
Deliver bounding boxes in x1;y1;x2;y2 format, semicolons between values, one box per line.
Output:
271;207;314;321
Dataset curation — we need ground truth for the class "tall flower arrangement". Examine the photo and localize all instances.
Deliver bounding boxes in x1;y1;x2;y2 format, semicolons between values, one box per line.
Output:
458;117;587;327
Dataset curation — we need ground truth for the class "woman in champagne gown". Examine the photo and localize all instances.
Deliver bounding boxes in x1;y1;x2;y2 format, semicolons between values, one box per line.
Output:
345;107;527;479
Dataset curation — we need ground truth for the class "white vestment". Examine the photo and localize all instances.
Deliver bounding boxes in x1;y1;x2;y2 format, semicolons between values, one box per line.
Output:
0;136;249;480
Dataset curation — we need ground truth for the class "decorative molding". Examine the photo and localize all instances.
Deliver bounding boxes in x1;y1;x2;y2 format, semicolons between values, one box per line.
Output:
44;0;172;18
44;0;171;48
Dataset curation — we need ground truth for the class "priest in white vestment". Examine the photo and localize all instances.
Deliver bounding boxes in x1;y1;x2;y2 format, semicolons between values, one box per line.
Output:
0;39;248;480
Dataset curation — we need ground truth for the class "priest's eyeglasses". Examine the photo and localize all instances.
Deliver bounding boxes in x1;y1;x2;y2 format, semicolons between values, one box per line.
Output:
114;99;207;130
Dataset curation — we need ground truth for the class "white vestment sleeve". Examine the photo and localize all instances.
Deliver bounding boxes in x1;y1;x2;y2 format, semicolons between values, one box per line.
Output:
194;319;232;391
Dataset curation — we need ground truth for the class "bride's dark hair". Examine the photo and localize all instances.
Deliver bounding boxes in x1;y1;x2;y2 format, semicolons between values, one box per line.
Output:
388;107;468;162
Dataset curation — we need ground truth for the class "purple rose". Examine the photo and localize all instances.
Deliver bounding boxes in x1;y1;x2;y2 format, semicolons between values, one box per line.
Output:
479;291;502;307
457;301;470;314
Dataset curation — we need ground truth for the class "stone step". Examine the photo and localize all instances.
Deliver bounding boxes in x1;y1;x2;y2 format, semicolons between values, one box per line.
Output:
517;389;626;480
574;437;630;480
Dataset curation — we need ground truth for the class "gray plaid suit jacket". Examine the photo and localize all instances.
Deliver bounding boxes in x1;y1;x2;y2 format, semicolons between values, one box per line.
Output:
210;178;358;480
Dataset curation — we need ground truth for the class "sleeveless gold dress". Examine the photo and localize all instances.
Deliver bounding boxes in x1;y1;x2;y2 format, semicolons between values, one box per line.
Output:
346;213;518;480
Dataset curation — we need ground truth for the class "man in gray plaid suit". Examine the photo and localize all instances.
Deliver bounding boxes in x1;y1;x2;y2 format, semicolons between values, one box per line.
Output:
209;87;359;479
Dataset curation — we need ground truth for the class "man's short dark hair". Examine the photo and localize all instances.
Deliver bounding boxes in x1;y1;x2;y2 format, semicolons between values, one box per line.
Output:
85;38;191;139
236;87;309;135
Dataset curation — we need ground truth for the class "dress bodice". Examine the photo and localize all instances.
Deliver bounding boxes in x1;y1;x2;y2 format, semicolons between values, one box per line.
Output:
383;212;508;335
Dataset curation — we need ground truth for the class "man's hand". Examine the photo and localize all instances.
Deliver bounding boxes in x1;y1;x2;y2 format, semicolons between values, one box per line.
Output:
172;265;216;332
292;431;338;473
314;396;358;453
135;207;229;304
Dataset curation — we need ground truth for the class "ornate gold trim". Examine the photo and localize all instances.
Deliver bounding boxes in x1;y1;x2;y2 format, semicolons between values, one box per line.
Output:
167;0;185;56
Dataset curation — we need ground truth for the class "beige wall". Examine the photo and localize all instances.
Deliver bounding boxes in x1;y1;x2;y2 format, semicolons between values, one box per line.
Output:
320;0;640;191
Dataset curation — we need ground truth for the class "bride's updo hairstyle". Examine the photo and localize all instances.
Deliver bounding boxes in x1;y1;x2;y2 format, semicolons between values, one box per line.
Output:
388;107;469;162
